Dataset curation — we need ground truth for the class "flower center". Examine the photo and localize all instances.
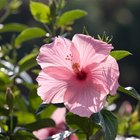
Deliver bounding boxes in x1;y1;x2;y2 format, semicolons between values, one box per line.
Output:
72;63;87;80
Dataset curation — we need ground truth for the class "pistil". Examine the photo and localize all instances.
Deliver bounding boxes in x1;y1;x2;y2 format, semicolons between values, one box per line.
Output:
72;63;87;80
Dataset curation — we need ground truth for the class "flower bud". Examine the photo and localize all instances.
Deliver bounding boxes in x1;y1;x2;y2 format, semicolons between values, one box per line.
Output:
6;88;14;111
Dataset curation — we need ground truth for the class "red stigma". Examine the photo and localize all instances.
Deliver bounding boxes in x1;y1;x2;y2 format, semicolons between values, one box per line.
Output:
76;70;87;80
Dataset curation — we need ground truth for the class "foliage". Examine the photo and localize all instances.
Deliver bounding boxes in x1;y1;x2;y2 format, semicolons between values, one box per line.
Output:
0;0;140;140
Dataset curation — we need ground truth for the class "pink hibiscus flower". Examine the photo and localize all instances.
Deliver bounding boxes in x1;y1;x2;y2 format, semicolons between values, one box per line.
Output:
33;108;78;140
36;34;119;117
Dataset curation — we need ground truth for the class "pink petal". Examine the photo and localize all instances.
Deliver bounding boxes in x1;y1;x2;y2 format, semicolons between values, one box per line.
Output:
33;127;64;140
68;134;79;140
70;44;81;65
37;36;72;70
36;70;67;103
72;34;113;68
51;108;66;125
43;66;73;80
33;108;67;140
33;128;50;140
90;55;119;95
64;81;106;117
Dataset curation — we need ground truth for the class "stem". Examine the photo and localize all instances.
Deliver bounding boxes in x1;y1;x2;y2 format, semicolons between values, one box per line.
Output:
137;101;140;120
43;24;53;37
86;133;90;140
10;114;13;133
60;27;64;35
86;119;92;140
7;111;14;140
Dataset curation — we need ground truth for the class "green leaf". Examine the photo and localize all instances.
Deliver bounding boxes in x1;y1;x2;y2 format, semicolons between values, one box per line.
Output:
35;103;63;117
37;105;57;119
9;0;22;11
25;118;55;131
0;92;6;106
117;116;130;136
0;23;27;33
28;86;42;112
91;109;118;140
0;71;10;84
15;27;46;46
57;9;87;26
118;86;140;101
130;122;140;136
30;1;50;23
0;107;9;116
15;112;35;124
0;71;11;91
66;113;93;136
0;0;7;10
15;95;28;112
110;50;132;61
18;50;38;73
36;103;48;115
14;130;37;140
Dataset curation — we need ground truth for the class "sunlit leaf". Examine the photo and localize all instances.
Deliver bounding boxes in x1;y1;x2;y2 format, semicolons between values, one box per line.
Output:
130;122;140;136
18;50;38;73
39;105;57;119
30;1;50;23
117;116;130;136
15;112;35;124
15;27;46;46
110;50;132;61
25;119;55;131
36;103;62;117
0;0;8;10
0;71;11;91
91;109;118;140
57;9;87;26
107;94;119;105
0;23;27;33
9;0;22;11
118;86;140;101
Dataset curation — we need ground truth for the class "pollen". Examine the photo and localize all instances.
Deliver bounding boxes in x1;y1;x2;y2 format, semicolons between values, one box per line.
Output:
72;63;80;73
65;54;72;61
